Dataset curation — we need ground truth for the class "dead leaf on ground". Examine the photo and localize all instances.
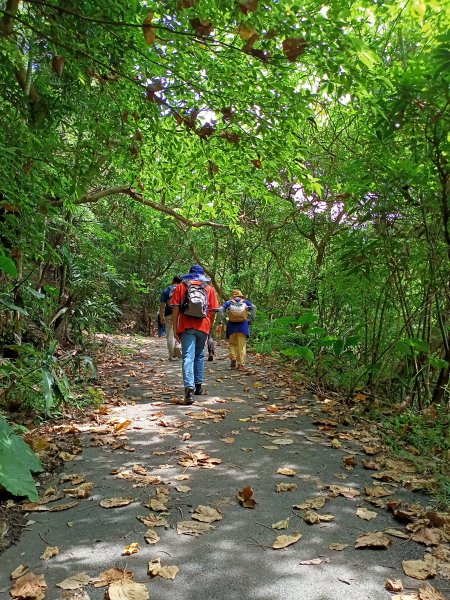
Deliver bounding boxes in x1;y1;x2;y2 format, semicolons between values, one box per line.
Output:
272;518;289;530
272;438;293;445
174;474;190;481
299;557;330;565
356;507;377;521
327;485;360;498
355;531;392;549
364;485;393;498
49;500;80;512
293;496;327;510
385;578;404;592
60;474;85;485
176;520;214;536
237;485;257;508
385;528;410;539
273;531;302;549
122;542;139;555
402;555;437;580
343;455;357;469
99;497;135;509
58;589;91;600
144;530;160;544
59;451;77;461
147;499;168;512
303;511;335;524
220;437;235;444
11;565;29;580
277;467;297;477
148;558;179;580
40;546;60;560
63;482;94;498
329;543;348;551
10;572;47;600
418;584;447;599
106;579;149;600
276;483;297;492
192;505;223;523
137;514;167;527
90;568;133;588
175;485;191;493
410;527;443;547
56;573;91;590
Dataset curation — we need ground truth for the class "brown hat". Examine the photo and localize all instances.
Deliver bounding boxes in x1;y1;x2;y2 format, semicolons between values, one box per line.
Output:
231;289;244;298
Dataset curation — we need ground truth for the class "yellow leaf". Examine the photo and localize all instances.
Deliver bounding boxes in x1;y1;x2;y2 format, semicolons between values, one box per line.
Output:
276;483;297;492
235;23;257;40
272;519;289;530
107;579;149;600
273;531;302;549
277;467;297;477
40;546;59;560
122;542;140;555
142;13;156;46
99;497;135;508
148;558;179;580
144;529;160;544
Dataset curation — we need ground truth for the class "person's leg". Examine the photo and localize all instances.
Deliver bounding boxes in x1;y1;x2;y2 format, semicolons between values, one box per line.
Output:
207;334;215;361
193;329;208;388
181;330;196;398
229;333;238;368
165;315;175;358
236;333;247;366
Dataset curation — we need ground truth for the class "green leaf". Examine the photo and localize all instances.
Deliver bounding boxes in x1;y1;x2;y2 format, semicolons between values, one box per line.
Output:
41;368;55;413
295;312;318;325
0;255;17;277
281;346;315;362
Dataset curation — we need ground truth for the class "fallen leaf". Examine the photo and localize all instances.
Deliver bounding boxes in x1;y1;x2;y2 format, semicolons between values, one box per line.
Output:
56;573;91;590
273;531;302;549
192;505;223;523
220;437;235;444
147;558;179;580
174;474;190;481
418;584;447;599
90;568;133;588
10;573;47;600
272;519;289;530
99;498;135;509
385;579;404;592
277;467;297;477
148;499;168;512
411;527;442;547
59;452;76;461
356;507;377;521
364;485;393;498
144;530;160;544
276;483;297;492
327;485;360;498
299;557;329;565
106;579;149;600
40;546;59;560
293;497;327;510
11;566;29;580
237;485;257;508
272;438;293;445
355;531;392;549
58;589;91;600
122;542;139;555
402;555;437;580
175;485;191;493
64;482;94;499
331;438;342;449
329;543;348;551
176;520;214;536
303;511;335;524
113;419;132;433
60;474;85;485
343;455;357;469
385;528;410;539
49;501;80;512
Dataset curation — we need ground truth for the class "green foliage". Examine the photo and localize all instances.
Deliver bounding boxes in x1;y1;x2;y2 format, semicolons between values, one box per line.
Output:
0;416;43;500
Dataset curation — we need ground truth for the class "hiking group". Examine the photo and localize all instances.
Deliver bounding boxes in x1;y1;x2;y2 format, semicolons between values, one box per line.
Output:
160;265;256;405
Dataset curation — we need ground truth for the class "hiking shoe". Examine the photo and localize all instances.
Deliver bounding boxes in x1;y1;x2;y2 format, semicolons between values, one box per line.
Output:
194;383;202;395
174;347;182;358
183;387;194;405
230;359;237;368
207;354;214;362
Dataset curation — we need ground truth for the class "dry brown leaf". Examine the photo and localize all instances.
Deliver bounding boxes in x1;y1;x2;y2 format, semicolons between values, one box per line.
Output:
56;573;91;590
49;500;80;512
174;474;190;481
147;558;179;580
59;451;76;461
237;485;257;508
343;455;357;469
277;467;297;477
106;579;149;600
113;419;132;433
175;485;191;493
418;584;447;599
329;543;348;551
58;589;90;600
137;515;167;527
99;497;135;509
220;437;235;444
144;529;160;544
90;568;133;588
60;474;85;485
64;482;94;498
303;511;335;524
272;519;289;530
40;545;59;560
411;527;442;546
402;555;437;580
192;505;223;523
122;542;139;555
385;579;404;592
327;485;360;498
272;438;293;445
148;499;168;512
282;37;307;62
11;565;29;580
10;572;47;600
293;496;327;510
142;13;156;47
273;531;302;549
363;445;382;455
176;520;214;536
364;485;393;497
356;507;377;521
276;483;297;492
355;531;392;549
385;528;410;539
299;557;330;565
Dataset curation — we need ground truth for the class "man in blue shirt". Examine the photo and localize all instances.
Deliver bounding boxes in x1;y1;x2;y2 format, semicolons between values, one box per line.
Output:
159;276;182;360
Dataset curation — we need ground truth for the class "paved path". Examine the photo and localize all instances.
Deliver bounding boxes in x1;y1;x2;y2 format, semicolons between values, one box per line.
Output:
0;336;448;600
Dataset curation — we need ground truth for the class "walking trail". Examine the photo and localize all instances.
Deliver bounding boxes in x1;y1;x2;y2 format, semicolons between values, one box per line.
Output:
1;335;449;600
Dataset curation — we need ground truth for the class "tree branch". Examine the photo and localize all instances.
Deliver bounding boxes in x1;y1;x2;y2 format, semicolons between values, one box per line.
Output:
0;0;19;35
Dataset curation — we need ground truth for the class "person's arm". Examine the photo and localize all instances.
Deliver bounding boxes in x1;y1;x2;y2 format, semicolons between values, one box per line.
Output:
159;302;165;323
172;306;180;341
247;301;256;324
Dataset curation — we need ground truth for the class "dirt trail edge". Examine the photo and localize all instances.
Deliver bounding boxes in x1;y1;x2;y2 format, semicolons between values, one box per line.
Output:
1;335;448;600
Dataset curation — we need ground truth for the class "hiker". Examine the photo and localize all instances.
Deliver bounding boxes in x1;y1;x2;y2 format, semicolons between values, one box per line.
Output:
218;289;256;369
170;265;219;404
159;276;182;359
157;313;166;337
207;333;215;362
